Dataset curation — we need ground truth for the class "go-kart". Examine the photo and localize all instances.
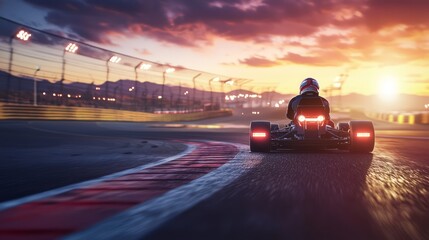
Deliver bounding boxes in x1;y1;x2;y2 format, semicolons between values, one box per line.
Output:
249;98;375;153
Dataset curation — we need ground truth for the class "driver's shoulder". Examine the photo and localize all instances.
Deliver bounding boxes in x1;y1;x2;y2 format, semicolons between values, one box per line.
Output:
289;95;301;102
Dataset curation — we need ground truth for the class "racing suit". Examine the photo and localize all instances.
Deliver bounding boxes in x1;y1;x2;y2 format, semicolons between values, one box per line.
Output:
286;91;331;121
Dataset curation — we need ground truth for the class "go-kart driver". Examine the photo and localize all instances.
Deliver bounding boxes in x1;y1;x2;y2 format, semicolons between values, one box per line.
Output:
287;77;334;127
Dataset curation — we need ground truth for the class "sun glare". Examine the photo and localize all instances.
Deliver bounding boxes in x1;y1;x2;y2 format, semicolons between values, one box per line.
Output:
378;76;398;101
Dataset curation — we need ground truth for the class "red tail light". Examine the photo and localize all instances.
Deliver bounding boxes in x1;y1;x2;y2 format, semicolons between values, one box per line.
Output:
252;132;267;138
297;115;325;122
356;132;371;137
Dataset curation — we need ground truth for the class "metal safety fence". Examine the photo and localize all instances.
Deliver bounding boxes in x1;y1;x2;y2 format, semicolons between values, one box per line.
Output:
0;17;253;113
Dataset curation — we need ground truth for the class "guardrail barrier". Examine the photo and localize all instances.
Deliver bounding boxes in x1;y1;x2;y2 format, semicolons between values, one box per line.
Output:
0;103;232;122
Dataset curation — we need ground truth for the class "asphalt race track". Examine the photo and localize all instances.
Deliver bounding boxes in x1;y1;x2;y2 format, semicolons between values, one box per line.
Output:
0;110;428;240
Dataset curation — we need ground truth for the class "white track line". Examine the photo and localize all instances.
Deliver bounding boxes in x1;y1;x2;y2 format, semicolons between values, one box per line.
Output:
64;143;260;240
0;144;196;212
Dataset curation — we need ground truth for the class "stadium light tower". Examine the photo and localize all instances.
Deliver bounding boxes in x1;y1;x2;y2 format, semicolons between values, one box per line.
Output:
106;55;121;98
192;73;202;109
7;29;32;101
161;67;175;112
134;62;151;82
61;43;79;81
33;66;40;106
65;43;78;53
209;77;220;106
134;62;152;109
60;43;79;104
16;30;32;41
220;78;233;109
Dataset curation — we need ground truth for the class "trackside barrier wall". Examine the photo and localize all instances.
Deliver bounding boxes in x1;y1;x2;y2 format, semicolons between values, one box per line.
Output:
0;103;232;122
365;111;429;125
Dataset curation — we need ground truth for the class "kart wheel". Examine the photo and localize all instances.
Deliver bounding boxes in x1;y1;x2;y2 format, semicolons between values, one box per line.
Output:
338;122;350;132
250;121;271;152
349;121;375;153
270;123;279;131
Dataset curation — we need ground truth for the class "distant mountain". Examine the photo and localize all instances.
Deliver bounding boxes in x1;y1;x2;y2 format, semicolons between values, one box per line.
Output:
227;90;428;112
0;72;226;103
0;71;427;111
326;93;428;111
260;91;294;101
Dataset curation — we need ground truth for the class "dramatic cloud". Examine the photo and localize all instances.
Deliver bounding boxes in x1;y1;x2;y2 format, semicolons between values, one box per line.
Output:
238;50;350;67
364;0;429;31
281;51;350;66
23;0;364;46
239;56;279;67
21;0;429;67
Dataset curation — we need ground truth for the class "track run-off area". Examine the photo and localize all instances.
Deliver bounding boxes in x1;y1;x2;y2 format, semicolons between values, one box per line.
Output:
0;109;428;240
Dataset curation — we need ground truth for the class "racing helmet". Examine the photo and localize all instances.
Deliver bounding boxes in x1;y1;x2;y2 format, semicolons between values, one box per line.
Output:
300;77;319;94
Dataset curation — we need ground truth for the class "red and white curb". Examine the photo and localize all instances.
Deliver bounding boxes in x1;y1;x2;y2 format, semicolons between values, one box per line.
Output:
0;141;258;240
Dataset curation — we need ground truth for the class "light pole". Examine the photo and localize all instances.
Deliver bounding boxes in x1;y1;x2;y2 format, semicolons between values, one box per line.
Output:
61;43;78;82
106;55;121;104
33;66;40;106
134;62;151;110
200;85;206;105
192;73;202;109
105;60;110;100
209;77;219;106
177;82;182;109
6;29;32;102
161;67;175;112
152;89;159;111
143;82;149;112
6;36;14;102
220;78;233;109
134;63;139;110
60;43;78;105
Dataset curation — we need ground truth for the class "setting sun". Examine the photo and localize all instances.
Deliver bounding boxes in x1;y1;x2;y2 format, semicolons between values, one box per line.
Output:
378;76;398;101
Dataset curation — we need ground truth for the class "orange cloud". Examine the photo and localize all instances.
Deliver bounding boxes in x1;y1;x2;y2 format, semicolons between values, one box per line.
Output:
280;51;350;66
364;0;429;31
17;0;429;69
239;56;279;67
237;49;350;68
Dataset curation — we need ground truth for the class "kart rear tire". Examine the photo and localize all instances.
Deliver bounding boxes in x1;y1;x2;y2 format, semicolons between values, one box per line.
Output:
338;122;350;132
349;121;375;153
250;121;271;152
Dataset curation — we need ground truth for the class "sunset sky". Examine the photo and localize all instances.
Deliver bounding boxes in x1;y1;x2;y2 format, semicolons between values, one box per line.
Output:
0;0;428;96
